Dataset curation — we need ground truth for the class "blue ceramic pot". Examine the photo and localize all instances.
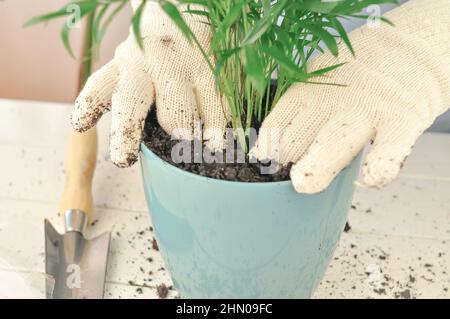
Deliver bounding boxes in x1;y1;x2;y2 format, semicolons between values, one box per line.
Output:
140;144;361;298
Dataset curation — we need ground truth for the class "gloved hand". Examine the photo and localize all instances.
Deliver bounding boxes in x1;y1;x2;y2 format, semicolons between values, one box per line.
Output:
72;1;228;167
252;0;450;193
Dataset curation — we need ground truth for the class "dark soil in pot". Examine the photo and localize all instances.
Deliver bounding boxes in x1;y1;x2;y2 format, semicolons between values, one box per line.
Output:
142;109;292;183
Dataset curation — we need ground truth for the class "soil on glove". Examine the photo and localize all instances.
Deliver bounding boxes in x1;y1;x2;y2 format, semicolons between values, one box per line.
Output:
142;109;292;183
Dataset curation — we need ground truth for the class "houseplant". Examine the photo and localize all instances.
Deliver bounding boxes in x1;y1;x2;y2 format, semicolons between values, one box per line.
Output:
27;0;394;298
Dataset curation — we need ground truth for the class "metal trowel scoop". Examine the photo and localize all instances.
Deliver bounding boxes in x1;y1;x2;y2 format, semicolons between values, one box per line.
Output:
45;209;110;299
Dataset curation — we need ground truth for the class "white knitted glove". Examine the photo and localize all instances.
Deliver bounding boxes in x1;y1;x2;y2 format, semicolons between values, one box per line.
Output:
72;1;228;167
252;0;450;194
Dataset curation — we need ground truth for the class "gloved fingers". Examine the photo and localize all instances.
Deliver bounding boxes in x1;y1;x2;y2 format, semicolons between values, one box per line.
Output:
110;69;155;167
278;105;334;164
194;69;229;151
72;60;119;132
249;84;310;160
363;117;426;187
155;80;199;141
290;112;375;194
261;83;309;131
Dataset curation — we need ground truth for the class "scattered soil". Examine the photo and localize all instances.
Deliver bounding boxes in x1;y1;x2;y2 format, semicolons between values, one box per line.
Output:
373;288;386;295
142;108;292;183
152;238;159;251
157;284;169;299
344;222;351;233
395;289;412;299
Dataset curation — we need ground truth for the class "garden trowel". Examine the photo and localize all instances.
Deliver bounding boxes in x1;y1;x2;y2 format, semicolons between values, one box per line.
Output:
45;210;110;299
45;128;111;299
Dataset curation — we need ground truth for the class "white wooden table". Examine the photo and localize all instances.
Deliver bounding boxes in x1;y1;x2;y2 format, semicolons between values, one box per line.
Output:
0;99;449;299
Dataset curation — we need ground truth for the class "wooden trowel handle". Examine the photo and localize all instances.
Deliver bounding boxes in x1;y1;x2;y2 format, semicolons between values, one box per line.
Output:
59;127;97;221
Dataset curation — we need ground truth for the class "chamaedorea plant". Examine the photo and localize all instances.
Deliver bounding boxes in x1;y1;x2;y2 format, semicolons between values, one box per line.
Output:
26;0;396;151
170;0;397;150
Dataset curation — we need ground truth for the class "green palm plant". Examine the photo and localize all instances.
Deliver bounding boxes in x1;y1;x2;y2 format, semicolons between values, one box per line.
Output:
26;0;396;150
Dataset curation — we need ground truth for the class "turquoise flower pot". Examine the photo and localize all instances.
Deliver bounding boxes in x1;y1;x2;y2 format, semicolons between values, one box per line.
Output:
140;144;361;298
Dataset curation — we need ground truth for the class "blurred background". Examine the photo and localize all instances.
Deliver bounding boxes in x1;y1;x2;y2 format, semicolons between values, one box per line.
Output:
0;0;448;132
0;0;132;102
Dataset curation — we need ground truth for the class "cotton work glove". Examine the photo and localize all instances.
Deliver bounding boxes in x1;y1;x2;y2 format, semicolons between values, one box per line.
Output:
72;1;228;167
252;0;450;194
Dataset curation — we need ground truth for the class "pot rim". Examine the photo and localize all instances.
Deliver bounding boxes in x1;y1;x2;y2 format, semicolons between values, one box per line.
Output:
140;142;296;188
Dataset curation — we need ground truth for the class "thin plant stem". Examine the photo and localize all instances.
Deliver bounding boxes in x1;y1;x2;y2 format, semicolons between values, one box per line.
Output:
78;11;96;91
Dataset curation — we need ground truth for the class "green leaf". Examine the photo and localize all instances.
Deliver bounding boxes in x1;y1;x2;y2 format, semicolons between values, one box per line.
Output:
214;47;241;79
92;3;110;44
243;46;265;93
160;1;194;43
26;0;101;57
24;10;72;28
241;0;287;46
298;0;340;14
309;62;347;77
329;17;354;56
210;2;245;50
24;0;100;27
132;0;147;50
61;22;76;58
178;0;208;6
183;9;210;18
260;45;307;80
307;25;339;56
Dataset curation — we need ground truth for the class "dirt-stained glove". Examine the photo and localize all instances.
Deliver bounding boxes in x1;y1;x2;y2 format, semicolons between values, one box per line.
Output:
252;0;450;194
72;1;228;167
